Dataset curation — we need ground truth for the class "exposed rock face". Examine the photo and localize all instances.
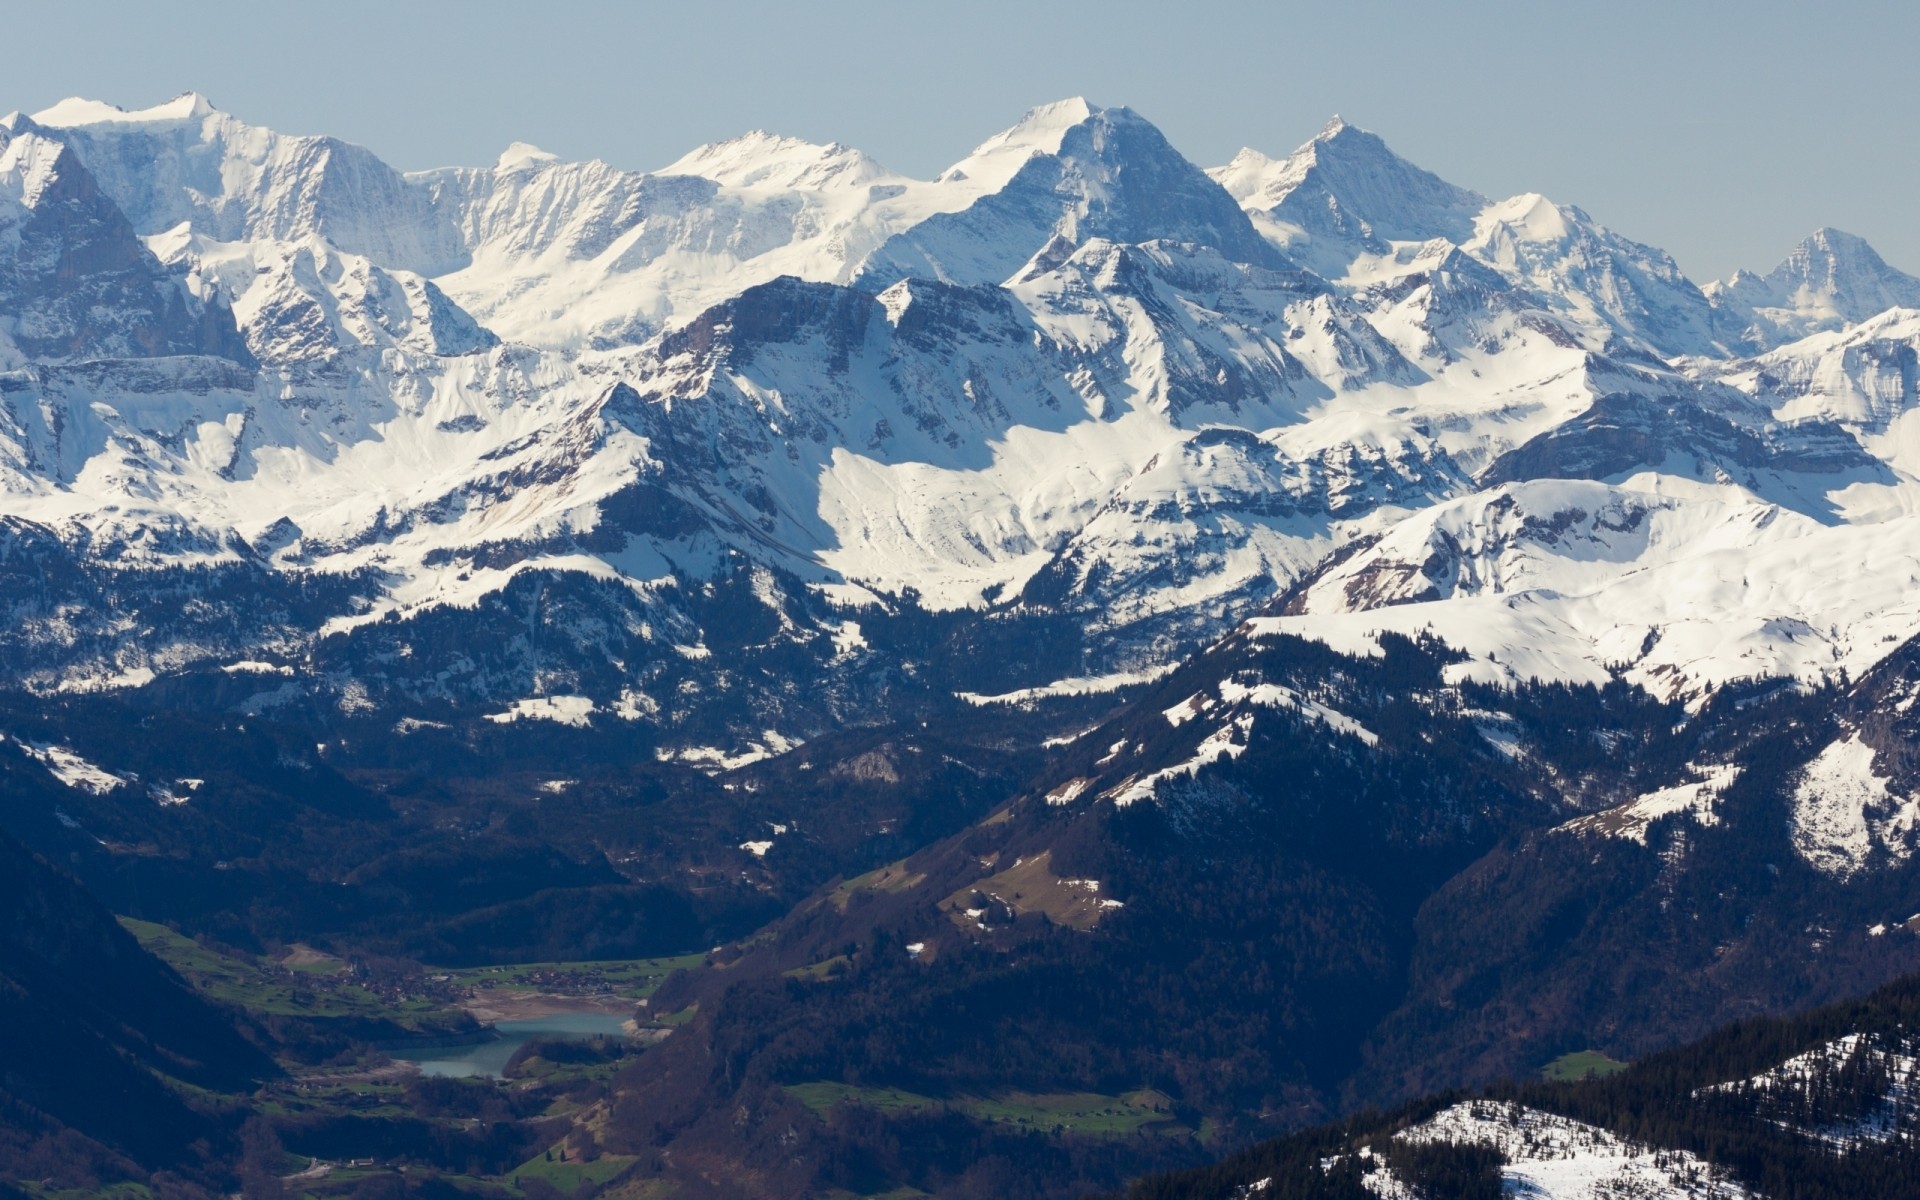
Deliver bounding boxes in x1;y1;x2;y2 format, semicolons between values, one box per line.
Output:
0;91;1918;741
0;125;251;364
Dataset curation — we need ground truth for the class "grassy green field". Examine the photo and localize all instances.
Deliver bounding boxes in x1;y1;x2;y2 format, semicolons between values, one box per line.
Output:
118;917;442;1020
782;954;851;981
440;953;704;996
1542;1049;1630;1081
785;1081;944;1113
594;1178;682;1200
828;860;926;911
510;1147;637;1191
119;917;704;1027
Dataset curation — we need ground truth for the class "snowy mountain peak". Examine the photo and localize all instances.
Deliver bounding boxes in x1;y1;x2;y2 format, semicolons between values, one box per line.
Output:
1211;145;1276;193
658;129;890;190
1464;191;1721;356
858;99;1283;291
932;97;1100;191
32;91;216;128
1213;115;1485;278
1474;192;1575;247
970;97;1097;157
494;141;560;172
1763;227;1917;299
1711;226;1920;349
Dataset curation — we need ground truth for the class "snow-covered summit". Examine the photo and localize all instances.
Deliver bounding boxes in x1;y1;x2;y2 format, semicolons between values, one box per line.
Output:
1465;192;1721;357
857;98;1285;291
31;91;217;128
494;141;560;172
6;91;1920;734
942;96;1098;185
660;130;893;191
1713;227;1920;349
1212;116;1486;279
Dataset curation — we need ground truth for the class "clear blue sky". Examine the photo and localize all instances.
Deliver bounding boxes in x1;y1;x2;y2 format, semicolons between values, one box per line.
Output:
10;0;1916;281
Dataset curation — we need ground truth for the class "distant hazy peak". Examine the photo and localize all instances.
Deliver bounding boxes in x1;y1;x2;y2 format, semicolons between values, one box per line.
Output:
968;97;1098;158
1769;227;1915;288
32;91;217;128
1713;225;1920;347
658;129;892;190
1472;192;1577;246
494;141;561;172
1212;115;1485;261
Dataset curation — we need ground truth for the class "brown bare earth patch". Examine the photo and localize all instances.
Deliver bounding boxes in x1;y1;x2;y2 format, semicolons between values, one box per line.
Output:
943;849;1117;932
279;943;347;971
828;859;926;911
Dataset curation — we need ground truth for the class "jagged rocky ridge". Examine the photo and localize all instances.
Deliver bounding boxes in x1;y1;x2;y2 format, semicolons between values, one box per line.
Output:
2;89;1920;751
12;90;1920;1200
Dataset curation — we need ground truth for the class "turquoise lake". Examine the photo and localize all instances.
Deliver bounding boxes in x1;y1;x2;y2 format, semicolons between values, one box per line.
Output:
390;1012;630;1078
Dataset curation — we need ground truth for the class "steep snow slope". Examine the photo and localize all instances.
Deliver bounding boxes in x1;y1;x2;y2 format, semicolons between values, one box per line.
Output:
28;93;466;274
857;100;1289;290
1211;116;1487;279
1257;477;1920;703
1712;228;1920;350
0;121;249;365
6;92;1920;731
150;228;496;364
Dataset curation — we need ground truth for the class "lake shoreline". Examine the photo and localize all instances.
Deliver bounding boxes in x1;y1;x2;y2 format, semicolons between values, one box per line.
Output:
392;1001;637;1078
458;989;635;1023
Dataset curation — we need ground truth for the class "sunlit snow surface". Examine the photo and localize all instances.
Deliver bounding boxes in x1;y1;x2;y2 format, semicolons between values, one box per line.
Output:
9;93;1920;720
1791;734;1920;877
1703;1033;1920;1147
1559;764;1742;844
1360;1102;1748;1199
7;738;126;794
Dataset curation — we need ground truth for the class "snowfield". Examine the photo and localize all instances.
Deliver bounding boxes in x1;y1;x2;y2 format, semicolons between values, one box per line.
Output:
1368;1101;1749;1199
5;88;1920;744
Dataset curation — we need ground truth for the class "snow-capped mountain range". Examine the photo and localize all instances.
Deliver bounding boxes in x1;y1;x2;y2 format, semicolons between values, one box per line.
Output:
5;90;1920;744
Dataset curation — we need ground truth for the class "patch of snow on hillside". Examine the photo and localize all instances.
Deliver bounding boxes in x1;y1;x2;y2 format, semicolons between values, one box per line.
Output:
1561;764;1742;843
957;664;1177;706
1164;693;1208;726
1702;1032;1920;1147
1218;677;1378;747
1046;778;1092;806
483;695;597;728
658;730;803;773
612;689;659;721
1109;714;1252;807
12;739;127;794
1372;1100;1748;1199
1793;734;1920;877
